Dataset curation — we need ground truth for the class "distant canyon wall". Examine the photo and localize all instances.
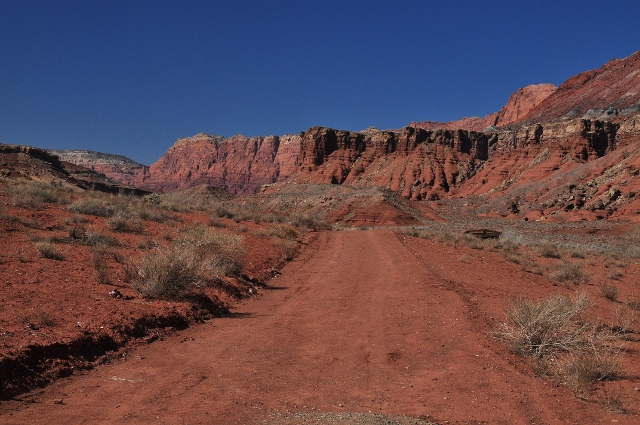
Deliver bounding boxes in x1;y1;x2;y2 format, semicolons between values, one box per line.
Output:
134;133;300;195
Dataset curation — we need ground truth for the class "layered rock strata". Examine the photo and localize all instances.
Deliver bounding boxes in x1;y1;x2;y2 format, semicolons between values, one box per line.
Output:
135;133;301;195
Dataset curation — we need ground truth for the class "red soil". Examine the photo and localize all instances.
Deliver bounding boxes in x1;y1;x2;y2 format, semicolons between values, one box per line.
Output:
2;230;638;424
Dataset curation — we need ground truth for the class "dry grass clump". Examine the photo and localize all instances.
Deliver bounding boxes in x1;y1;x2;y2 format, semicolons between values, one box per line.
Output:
177;225;246;279
536;242;562;259
561;349;621;393
34;242;65;260
547;262;590;286
599;283;619;301
270;224;298;241
133;225;245;299
498;292;592;358
8;180;72;208
133;246;201;299
496;292;623;394
68;194;119;217
106;212;144;233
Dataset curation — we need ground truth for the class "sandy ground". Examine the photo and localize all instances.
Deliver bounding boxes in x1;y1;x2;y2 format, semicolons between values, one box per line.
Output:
2;229;636;424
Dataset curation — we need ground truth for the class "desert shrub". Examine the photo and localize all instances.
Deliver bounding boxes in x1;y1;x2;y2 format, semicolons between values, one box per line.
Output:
547;262;590;286
177;225;245;279
91;244;111;284
537;242;561;259
34;242;65;260
607;269;624;281
497;292;592;358
627;298;640;311
280;239;296;261
35;310;55;327
570;250;586;259
601;385;633;414
82;232;121;247
107;212;144;233
614;305;637;335
271;224;298;241
133;246;201;299
289;214;329;230
560;348;621;394
213;205;235;219
69;197;117;217
8;180;72;208
136;207;176;223
209;216;225;228
497;292;624;394
599;283;619;301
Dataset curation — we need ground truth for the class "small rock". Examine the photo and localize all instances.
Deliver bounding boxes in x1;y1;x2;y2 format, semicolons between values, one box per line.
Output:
53;399;63;405
109;289;123;299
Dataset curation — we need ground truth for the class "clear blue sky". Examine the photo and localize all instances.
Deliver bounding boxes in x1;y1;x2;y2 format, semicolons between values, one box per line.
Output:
1;1;640;165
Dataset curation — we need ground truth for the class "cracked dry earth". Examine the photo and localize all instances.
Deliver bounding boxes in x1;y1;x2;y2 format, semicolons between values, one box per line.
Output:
1;229;634;424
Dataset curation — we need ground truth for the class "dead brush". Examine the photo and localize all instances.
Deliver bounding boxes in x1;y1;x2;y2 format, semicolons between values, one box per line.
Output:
536;242;562;259
497;292;592;358
599;283;619;301
496;292;625;395
106;212;144;233
133;245;201;299
34;242;65;261
546;261;590;286
270;224;298;241
91;244;112;284
560;347;621;395
8;180;72;208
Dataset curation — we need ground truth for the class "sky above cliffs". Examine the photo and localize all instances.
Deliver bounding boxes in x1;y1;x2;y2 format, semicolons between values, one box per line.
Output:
1;1;640;165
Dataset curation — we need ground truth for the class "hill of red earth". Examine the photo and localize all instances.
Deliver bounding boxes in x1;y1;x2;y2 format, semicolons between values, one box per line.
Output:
410;83;557;131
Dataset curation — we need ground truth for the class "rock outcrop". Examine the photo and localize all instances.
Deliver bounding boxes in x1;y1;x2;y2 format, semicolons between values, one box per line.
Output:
135;133;300;195
1;144;149;196
295;126;489;200
47;150;147;186
520;51;640;124
411;84;557;131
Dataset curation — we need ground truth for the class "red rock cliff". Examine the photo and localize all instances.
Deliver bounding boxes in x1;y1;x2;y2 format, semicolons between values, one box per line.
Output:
295;126;489;200
135;133;300;195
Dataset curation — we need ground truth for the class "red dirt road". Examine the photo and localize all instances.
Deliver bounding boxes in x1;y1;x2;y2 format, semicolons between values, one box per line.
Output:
0;230;625;424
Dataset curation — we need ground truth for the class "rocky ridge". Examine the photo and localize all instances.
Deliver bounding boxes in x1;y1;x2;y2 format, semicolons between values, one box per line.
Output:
411;83;557;131
48;149;147;186
1;144;148;196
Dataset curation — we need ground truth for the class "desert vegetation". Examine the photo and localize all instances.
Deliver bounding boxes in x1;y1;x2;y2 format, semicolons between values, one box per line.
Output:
496;292;625;396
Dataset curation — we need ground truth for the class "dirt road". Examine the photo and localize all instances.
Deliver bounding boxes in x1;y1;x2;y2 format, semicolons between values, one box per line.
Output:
1;230;616;424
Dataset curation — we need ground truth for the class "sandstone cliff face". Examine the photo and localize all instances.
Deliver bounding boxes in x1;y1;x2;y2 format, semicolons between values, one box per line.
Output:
410;83;557;131
295;126;489;200
135;133;300;195
292;115;637;209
